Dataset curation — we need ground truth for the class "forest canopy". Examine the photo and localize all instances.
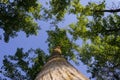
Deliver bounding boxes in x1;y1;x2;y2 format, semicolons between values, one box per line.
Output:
0;0;120;80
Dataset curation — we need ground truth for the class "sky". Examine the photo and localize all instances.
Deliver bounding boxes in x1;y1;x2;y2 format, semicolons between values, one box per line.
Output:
0;0;119;79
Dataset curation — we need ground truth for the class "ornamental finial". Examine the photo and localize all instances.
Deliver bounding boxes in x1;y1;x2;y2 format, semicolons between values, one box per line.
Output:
52;46;62;55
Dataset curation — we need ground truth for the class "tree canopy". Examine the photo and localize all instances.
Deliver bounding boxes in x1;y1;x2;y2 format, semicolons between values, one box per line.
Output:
0;0;41;42
47;0;120;79
1;48;48;80
0;0;120;80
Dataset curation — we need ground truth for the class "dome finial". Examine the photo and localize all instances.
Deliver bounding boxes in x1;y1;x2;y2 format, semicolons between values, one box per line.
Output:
52;46;62;55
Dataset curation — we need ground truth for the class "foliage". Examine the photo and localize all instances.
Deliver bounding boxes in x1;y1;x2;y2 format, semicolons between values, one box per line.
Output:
49;0;70;20
76;14;120;79
1;0;120;80
47;27;77;60
0;48;48;80
42;0;70;22
0;0;41;42
48;0;120;79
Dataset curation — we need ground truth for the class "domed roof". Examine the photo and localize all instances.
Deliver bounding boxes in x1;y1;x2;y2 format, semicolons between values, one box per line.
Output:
35;47;89;80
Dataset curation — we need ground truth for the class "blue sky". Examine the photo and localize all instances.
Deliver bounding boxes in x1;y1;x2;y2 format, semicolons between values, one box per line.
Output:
0;0;119;79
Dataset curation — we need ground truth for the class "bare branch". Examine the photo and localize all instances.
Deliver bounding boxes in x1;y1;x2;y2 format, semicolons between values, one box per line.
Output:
94;8;120;13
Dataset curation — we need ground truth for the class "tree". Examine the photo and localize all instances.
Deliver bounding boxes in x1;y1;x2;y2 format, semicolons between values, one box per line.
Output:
77;14;120;79
0;28;76;80
47;27;77;60
47;0;120;79
1;0;120;80
0;0;41;42
1;48;48;80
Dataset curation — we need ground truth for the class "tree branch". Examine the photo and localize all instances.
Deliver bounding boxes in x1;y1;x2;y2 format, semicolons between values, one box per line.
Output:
94;8;120;13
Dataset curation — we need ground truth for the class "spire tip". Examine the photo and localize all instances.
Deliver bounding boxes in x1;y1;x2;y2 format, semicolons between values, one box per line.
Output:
52;46;62;55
